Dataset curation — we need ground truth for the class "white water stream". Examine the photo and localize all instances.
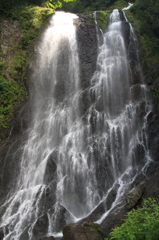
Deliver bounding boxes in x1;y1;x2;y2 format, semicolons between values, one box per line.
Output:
0;9;152;240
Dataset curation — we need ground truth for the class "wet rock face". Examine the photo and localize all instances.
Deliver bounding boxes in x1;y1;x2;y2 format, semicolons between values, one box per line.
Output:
0;136;25;202
62;220;104;240
125;185;144;209
120;11;142;85
32;214;49;239
39;237;55;240
52;203;75;233
75;13;98;117
76;13;98;90
0;227;4;240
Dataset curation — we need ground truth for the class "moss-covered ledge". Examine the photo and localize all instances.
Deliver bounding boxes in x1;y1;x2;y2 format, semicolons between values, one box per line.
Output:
97;11;109;31
0;6;54;136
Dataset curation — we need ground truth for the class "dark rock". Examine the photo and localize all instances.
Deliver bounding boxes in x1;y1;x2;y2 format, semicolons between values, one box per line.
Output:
43;150;57;184
144;75;153;85
19;226;30;240
0;99;29;202
51;203;75;233
122;17;141;85
151;78;159;90
119;10;125;21
79;202;106;223
147;63;159;74
79;89;91;116
121;21;130;50
147;111;159;163
131;84;143;101
79;183;120;224
142;166;159;199
53;39;71;103
101;200;127;238
32;214;49;239
39;237;55;240
125;184;144;209
76;13;98;91
0;227;4;240
62;220;103;240
0;136;25;201
132;143;146;168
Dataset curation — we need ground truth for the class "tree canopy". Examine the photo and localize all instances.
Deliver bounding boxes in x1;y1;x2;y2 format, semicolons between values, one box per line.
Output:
60;0;129;13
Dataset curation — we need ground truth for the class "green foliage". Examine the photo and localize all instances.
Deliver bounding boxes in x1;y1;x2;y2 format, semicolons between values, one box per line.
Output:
97;11;109;31
108;198;159;240
152;86;159;99
0;76;25;128
0;55;27;129
90;226;102;233
17;6;53;49
0;0;76;15
61;0;130;14
107;0;131;11
0;5;54;129
45;0;75;10
0;0;45;16
125;0;159;66
61;0;116;13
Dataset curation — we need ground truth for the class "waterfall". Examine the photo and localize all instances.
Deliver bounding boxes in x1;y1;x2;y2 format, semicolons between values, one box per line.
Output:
0;9;152;240
0;11;80;240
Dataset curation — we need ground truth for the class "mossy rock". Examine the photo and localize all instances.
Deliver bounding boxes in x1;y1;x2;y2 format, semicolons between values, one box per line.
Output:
97;11;109;31
62;220;104;240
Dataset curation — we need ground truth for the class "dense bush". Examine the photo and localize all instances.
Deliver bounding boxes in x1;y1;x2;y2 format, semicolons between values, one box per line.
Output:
0;0;75;15
0;0;44;15
126;0;159;65
107;198;159;240
124;0;159;101
61;0;130;13
0;76;19;128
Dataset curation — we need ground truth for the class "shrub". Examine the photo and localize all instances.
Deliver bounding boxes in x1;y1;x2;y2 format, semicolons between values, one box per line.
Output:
108;198;159;240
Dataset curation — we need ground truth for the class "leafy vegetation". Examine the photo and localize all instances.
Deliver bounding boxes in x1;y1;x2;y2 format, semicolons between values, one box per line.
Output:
106;198;159;240
61;0;130;13
0;76;24;128
106;0;134;11
124;0;159;101
125;0;159;66
0;0;77;131
0;0;75;15
0;0;44;16
97;11;109;31
45;0;75;10
0;5;54;129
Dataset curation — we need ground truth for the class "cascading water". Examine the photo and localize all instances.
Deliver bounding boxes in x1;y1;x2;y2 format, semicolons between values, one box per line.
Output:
0;9;152;240
90;9;152;223
0;11;81;240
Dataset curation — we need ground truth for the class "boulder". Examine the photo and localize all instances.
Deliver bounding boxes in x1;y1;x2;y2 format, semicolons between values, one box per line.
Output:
125;184;144;209
62;220;103;240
